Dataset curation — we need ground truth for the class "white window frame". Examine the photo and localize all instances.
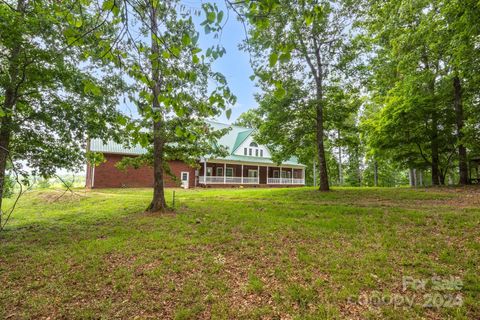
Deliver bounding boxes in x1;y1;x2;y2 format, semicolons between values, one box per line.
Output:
216;167;223;176
206;167;213;176
226;167;234;177
273;170;279;178
248;169;258;178
244;147;247;155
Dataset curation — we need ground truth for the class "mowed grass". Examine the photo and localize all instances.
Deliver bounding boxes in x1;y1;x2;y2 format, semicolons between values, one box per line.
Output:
0;187;479;319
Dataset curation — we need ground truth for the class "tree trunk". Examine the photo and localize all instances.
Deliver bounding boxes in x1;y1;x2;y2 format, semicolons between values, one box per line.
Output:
373;160;378;187
147;3;167;212
338;130;343;186
0;117;12;228
315;87;329;191
409;168;414;187
431;116;441;186
453;75;468;185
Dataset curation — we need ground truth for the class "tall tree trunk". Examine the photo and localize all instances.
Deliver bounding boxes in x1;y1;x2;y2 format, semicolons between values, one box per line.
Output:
453;75;468;185
315;85;329;191
338;129;343;186
373;160;378;187
431;116;441;186
0;0;26;226
409;168;414;187
147;3;167;212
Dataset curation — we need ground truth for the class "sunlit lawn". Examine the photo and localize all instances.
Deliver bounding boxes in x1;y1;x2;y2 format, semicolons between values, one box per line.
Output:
1;186;479;319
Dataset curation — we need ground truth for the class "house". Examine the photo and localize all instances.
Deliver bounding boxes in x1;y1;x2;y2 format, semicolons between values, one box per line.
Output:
86;121;306;188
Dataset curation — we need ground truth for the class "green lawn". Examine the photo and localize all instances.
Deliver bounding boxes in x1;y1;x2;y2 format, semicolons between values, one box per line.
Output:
1;187;479;319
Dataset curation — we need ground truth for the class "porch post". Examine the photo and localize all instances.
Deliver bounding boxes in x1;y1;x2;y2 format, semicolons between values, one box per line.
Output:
204;160;207;185
267;166;269;185
280;166;282;184
224;163;226;184
257;165;260;184
302;168;305;184
292;168;294;184
241;164;244;184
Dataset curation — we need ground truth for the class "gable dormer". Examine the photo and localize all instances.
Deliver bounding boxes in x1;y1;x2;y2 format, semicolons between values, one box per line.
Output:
233;134;271;158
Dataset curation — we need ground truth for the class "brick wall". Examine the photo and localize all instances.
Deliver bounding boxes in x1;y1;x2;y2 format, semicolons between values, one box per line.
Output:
87;153;196;188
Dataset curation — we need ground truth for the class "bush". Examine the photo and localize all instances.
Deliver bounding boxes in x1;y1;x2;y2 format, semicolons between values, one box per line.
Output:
2;174;15;198
38;178;51;189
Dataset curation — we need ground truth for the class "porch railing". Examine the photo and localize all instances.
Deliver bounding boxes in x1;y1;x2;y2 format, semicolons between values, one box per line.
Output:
199;176;259;184
199;176;305;185
267;178;305;185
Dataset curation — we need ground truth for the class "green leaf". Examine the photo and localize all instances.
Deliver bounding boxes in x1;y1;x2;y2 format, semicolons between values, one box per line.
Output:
182;34;191;46
226;108;232;119
175;126;184;137
207;11;216;23
269;52;278;67
192;55;199;64
217;11;224;24
305;14;313;26
171;46;180;57
274;86;286;99
279;52;291;63
162;51;170;59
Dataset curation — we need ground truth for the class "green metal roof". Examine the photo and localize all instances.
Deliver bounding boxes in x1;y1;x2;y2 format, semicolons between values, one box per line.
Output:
89;139;147;155
88;120;305;167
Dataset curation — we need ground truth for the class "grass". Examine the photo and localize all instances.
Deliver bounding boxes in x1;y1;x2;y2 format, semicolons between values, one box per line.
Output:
0;186;479;319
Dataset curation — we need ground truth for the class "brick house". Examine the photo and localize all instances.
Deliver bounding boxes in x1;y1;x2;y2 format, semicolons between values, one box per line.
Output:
86;121;306;188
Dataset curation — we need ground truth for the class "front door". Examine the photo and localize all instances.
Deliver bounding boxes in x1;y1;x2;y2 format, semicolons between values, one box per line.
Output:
181;171;189;189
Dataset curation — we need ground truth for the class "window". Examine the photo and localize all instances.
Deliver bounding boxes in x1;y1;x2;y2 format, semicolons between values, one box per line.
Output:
249;142;258;147
216;167;223;176
244;148;247;155
206;167;213;176
248;170;258;178
273;170;279;178
226;167;234;177
181;172;188;180
249;148;252;156
281;171;291;178
260;150;263;157
255;149;259;157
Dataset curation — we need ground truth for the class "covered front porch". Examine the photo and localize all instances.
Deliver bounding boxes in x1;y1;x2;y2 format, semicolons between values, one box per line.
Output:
198;161;305;186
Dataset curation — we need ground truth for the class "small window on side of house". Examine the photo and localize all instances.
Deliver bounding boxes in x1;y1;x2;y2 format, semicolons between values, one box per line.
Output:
260;150;263;157
255;149;259;157
244;148;247;155
249;148;252;156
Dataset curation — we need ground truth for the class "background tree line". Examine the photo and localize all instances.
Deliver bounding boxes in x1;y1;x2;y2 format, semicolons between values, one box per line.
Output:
234;0;480;189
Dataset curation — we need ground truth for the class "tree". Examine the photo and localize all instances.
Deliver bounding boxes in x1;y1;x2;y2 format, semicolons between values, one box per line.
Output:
109;0;235;212
362;0;480;186
441;0;480;184
233;109;262;128
239;0;360;191
0;0;123;229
